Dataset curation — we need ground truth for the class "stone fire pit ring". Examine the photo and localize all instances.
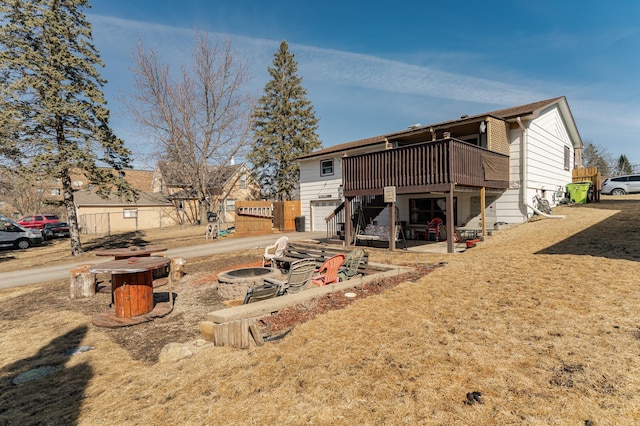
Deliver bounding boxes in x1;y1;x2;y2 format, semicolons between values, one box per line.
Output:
216;267;276;300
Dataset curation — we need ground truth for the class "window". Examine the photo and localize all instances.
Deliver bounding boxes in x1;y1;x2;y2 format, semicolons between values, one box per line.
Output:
50;188;61;196
226;199;236;211
239;174;247;189
123;209;138;218
409;198;457;225
320;159;334;176
564;146;571;170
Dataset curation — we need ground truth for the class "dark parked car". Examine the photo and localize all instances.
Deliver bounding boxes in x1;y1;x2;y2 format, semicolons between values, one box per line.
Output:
43;222;70;240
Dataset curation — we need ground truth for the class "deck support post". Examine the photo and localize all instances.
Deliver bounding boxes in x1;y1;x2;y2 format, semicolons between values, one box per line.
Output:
447;184;455;253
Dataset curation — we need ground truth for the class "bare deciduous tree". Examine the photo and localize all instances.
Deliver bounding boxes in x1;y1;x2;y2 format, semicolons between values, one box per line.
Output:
127;32;254;224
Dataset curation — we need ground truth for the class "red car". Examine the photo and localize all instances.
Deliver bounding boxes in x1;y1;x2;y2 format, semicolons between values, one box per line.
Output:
17;214;60;229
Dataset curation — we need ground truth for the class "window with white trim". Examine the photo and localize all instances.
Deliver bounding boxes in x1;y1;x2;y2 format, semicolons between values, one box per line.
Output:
123;209;138;218
320;159;334;176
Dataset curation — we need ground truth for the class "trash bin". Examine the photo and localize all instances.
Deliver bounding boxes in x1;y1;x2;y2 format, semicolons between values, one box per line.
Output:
566;182;592;204
294;216;305;232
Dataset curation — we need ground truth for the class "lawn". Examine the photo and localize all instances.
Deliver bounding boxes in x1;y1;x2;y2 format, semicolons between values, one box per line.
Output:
1;195;640;425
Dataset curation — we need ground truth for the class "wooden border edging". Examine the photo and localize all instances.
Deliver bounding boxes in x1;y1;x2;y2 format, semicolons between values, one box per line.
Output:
201;262;413;325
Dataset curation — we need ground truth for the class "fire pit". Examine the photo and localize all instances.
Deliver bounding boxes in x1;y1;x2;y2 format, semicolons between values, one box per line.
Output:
216;267;276;300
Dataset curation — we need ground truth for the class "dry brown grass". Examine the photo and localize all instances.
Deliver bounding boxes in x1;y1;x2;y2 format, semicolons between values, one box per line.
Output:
2;195;640;425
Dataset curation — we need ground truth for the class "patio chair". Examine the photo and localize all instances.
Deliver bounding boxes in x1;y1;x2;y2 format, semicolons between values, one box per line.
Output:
262;236;289;267
264;257;317;295
243;282;281;304
337;249;365;282
427;217;443;241
311;254;345;287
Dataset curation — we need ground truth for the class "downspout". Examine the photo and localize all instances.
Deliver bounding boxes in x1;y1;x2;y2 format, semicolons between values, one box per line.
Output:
516;117;528;209
517;117;565;219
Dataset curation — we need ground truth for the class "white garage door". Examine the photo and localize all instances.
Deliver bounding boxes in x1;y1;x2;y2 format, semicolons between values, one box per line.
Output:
312;200;340;232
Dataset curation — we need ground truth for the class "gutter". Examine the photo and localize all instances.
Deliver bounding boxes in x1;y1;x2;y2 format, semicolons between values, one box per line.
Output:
516;117;528;208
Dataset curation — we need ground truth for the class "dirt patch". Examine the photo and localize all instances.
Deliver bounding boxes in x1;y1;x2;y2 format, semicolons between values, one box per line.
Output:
0;246;427;364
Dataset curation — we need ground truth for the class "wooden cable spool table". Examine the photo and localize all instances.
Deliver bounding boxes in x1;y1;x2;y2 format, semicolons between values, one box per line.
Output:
90;256;171;326
93;245;167;260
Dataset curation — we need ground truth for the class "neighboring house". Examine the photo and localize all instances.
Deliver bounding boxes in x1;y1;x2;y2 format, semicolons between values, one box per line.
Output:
297;97;583;252
0;167;156;221
152;162;261;224
74;191;179;235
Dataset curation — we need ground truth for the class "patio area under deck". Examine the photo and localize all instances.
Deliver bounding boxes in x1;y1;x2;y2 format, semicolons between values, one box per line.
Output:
341;138;509;253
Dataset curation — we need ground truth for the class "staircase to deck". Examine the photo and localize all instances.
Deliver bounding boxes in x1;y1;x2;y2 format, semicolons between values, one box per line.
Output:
325;195;386;243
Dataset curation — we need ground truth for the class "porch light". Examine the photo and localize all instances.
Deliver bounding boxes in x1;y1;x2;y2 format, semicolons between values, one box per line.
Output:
479;121;487;134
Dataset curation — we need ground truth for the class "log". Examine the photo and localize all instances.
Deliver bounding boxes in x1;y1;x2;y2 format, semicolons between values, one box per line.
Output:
200;321;215;342
248;323;264;346
69;266;96;299
200;319;260;348
170;257;186;281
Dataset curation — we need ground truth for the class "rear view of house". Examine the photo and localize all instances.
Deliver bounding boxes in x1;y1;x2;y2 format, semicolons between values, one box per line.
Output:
297;97;583;252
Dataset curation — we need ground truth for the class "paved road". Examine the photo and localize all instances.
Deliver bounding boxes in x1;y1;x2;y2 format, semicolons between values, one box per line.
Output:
0;231;326;290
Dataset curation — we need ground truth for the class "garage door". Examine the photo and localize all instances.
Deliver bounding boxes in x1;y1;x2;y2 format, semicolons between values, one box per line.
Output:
312;200;340;232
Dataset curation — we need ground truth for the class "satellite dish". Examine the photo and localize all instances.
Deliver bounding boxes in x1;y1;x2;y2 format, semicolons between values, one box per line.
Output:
73;180;83;188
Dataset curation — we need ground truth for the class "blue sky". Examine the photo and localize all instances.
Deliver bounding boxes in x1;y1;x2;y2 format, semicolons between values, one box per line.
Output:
88;0;640;169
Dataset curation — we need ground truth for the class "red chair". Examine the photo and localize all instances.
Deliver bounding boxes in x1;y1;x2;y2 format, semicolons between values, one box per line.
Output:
311;254;345;286
413;226;428;240
427;217;443;241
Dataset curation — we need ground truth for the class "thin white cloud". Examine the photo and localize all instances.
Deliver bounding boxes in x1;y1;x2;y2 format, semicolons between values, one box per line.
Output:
90;14;640;163
90;14;543;106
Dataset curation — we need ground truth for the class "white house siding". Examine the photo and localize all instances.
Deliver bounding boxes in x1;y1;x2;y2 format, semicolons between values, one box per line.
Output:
298;155;343;232
525;107;574;198
494;106;574;225
298;145;389;232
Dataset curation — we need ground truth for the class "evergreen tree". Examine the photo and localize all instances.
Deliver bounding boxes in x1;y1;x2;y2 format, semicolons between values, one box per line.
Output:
615;154;633;175
249;40;321;201
0;0;134;255
582;141;612;177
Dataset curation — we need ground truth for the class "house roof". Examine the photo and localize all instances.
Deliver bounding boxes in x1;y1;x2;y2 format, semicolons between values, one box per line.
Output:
69;168;155;192
74;191;172;207
297;96;581;160
157;162;246;189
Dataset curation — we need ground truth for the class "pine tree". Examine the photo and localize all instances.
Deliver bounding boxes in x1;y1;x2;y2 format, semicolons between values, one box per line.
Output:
582;142;612;177
616;154;633;175
249;40;321;201
0;0;134;255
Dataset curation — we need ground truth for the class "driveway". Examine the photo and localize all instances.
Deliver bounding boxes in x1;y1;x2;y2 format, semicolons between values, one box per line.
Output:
0;231;326;290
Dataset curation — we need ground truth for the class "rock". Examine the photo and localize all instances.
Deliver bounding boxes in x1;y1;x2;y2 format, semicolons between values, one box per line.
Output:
158;343;194;363
158;340;215;363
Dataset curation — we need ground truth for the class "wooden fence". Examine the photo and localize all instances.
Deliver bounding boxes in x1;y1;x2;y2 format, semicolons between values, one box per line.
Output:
235;201;273;236
572;167;602;202
234;200;302;236
273;201;300;232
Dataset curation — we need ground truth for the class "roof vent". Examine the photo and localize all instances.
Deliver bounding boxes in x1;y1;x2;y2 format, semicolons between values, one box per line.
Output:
460;115;469;119
407;123;421;129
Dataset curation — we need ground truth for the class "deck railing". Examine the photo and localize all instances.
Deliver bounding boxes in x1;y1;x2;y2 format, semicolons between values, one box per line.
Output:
342;139;508;197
